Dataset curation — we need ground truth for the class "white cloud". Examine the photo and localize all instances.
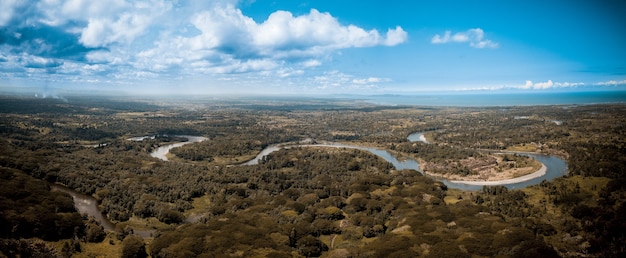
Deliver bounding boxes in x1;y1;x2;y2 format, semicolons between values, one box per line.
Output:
384;26;408;46
430;31;450;44
79;1;172;47
594;79;626;86
521;80;586;90
522;80;533;89
471;40;498;49
301;59;322;67
461;79;625;91
352;77;390;85
38;0;127;26
0;0;407;92
0;0;21;26
556;81;585;87
310;71;390;91
431;28;498;48
186;6;407;56
129;4;407;81
188;5;256;51
277;68;304;78
190;57;279;74
534;80;553;89
314;70;351;89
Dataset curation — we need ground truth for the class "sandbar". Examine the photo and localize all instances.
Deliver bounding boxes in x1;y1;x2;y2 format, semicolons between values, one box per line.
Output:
450;164;547;185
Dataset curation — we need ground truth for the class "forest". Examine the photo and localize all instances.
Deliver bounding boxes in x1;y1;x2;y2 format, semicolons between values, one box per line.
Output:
0;95;625;257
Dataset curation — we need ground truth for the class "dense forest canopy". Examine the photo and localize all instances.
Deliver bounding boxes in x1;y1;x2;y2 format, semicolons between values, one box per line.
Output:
0;95;624;257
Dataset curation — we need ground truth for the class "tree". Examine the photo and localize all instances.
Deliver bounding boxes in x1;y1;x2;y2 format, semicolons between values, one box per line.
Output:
84;219;106;242
121;235;147;258
297;235;328;257
157;208;184;224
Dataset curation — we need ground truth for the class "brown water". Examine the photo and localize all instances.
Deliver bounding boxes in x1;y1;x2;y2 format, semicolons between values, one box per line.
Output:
51;184;115;231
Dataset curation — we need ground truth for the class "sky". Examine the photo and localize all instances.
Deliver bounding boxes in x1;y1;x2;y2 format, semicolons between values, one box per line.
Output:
1;0;625;96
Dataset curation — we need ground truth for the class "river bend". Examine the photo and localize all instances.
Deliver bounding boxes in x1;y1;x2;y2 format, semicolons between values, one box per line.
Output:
54;133;568;235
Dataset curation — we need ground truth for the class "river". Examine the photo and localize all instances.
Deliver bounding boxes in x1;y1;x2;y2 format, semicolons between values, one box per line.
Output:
46;135;208;236
50;184;115;231
404;132;568;190
441;153;567;190
129;135;208;161
241;133;568;191
54;133;567;235
150;136;208;161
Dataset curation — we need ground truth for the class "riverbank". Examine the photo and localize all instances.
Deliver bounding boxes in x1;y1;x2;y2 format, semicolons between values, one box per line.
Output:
404;131;563;188
142;133;566;190
450;164;547;186
50;184;115;231
128;135;208;161
235;140;566;190
419;153;543;182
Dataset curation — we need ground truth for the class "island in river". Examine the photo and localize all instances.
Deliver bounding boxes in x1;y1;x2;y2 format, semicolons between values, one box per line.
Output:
404;132;552;185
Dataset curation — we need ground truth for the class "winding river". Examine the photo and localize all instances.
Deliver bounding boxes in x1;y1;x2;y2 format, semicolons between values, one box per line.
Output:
129;135;208;161
50;184;115;231
405;132;568;190
243;132;568;191
149;136;208;161
56;133;567;234
148;133;568;190
49;135;208;236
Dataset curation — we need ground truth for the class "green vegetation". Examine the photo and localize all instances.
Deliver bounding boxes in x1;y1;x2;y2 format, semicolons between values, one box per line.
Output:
1;96;625;257
0;167;83;241
0;167;107;257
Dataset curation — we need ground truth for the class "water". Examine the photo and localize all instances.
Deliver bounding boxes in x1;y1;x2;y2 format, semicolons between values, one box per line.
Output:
53;132;567;236
407;132;429;144
130;135;208;161
361;90;626;106
51;184;116;231
241;144;282;165
442;154;568;191
245;141;568;191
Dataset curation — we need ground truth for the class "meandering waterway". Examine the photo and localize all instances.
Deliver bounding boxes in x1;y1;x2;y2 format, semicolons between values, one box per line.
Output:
150;136;208;161
130;135;208;161
48;135;208;236
143;133;567;190
240;133;568;191
50;184;115;231
404;132;568;190
55;133;567;236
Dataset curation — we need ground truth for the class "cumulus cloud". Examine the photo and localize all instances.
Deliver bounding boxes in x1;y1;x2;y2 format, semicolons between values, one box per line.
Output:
23;56;64;69
0;0;407;90
384;26;408;46
185;6;406;58
431;28;498;48
129;3;407;85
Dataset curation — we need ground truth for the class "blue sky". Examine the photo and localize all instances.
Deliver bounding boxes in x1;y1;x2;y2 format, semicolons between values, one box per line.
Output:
1;0;625;95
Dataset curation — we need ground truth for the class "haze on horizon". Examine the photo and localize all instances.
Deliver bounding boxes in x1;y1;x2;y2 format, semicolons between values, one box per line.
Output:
1;0;625;96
